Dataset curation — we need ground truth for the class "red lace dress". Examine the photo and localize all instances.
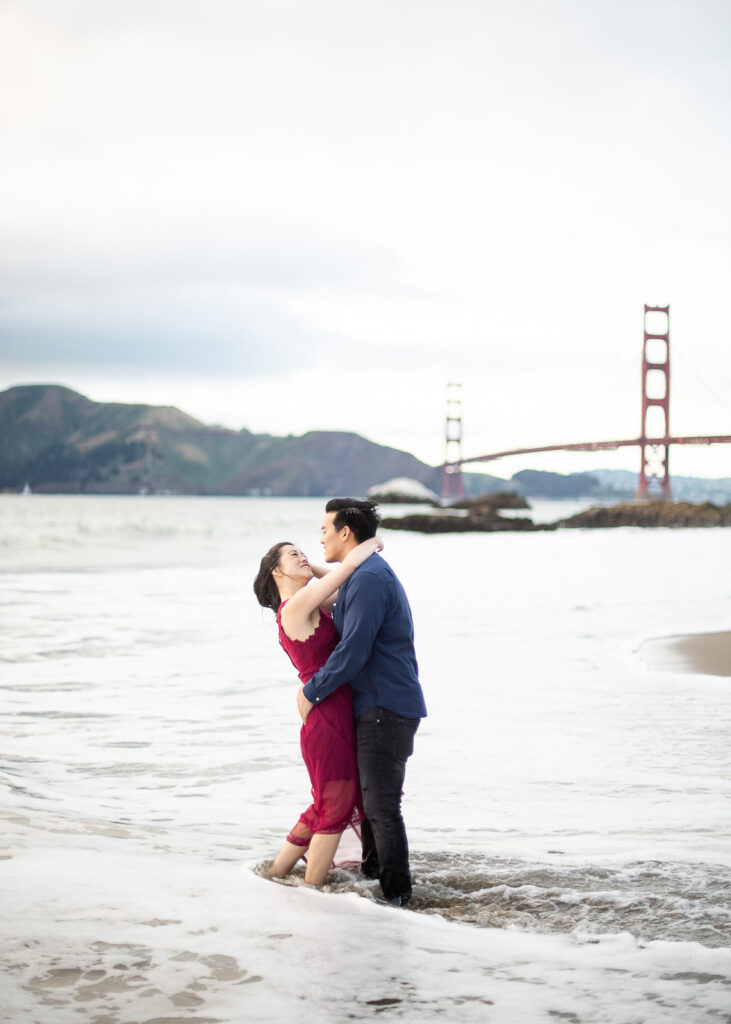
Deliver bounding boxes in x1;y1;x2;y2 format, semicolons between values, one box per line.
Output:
277;602;363;847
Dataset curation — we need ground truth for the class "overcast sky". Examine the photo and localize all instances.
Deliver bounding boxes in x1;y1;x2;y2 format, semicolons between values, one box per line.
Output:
1;0;730;479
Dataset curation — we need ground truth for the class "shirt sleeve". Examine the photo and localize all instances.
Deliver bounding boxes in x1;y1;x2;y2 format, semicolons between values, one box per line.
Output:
302;569;387;705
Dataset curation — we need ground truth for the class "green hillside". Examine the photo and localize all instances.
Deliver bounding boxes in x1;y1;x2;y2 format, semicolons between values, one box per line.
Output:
0;385;501;497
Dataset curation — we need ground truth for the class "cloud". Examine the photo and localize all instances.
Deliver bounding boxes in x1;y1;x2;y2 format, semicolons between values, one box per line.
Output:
1;0;729;474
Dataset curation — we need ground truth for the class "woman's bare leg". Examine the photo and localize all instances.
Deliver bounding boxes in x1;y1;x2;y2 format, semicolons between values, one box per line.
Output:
304;832;342;886
270;841;307;878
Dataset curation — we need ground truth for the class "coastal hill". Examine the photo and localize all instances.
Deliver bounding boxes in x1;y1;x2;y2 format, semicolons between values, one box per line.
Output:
0;384;505;497
2;385;728;500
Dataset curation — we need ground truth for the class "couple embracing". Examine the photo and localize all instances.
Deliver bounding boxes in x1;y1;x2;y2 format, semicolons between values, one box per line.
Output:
253;498;427;907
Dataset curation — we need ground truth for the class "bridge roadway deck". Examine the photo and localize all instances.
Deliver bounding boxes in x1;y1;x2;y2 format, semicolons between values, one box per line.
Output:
460;435;731;466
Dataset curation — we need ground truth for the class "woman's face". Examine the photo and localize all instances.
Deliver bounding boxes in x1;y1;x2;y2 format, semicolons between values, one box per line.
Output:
274;545;313;584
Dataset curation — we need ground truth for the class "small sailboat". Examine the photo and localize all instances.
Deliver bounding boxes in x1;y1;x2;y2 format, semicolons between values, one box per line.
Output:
22;481;32;495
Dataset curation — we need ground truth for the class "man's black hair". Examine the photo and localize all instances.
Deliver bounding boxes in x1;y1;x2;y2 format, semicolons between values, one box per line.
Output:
325;498;380;543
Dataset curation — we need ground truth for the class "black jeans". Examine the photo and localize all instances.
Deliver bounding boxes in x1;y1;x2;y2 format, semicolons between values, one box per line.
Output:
356;705;420;901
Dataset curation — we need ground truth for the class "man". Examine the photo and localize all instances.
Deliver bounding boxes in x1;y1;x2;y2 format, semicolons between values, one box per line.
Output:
296;498;426;906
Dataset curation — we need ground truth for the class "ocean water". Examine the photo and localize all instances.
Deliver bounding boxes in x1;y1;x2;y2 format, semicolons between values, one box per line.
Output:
1;494;730;1023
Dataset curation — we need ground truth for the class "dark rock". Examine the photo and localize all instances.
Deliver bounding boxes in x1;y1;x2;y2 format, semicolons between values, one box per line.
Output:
383;499;731;532
450;490;529;511
381;510;554;533
556;501;731;529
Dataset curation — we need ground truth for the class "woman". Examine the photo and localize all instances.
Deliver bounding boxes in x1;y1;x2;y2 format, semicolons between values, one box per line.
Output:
253;534;381;886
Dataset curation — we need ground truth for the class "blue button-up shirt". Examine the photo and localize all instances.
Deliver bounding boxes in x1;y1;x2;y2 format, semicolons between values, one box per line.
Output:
302;553;427;719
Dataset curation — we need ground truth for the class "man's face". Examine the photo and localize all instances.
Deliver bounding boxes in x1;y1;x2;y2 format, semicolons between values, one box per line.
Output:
320;512;348;563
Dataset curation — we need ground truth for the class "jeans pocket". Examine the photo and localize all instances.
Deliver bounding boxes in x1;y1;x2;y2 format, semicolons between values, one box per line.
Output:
357;705;384;726
391;716;418;762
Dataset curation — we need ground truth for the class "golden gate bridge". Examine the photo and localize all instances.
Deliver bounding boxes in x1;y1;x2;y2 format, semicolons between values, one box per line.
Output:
442;305;731;501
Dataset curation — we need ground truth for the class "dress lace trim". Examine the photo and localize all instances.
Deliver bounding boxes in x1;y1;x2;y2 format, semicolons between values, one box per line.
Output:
277;600;330;645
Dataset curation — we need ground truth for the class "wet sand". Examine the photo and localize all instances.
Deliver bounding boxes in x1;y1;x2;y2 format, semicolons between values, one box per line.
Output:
642;631;731;677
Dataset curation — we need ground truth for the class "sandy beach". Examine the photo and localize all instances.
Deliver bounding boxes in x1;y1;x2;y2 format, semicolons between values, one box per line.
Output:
642;630;731;677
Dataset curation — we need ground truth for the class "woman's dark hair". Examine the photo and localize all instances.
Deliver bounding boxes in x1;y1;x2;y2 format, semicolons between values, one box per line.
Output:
253;541;292;612
325;498;380;543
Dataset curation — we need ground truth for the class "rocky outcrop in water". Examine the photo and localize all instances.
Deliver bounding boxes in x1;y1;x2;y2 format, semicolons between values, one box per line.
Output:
381;492;553;533
380;512;554;533
382;497;731;533
556;501;731;528
451;491;530;511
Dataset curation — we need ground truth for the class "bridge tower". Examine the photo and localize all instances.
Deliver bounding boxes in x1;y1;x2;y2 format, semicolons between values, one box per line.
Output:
442;382;464;501
637;304;671;499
